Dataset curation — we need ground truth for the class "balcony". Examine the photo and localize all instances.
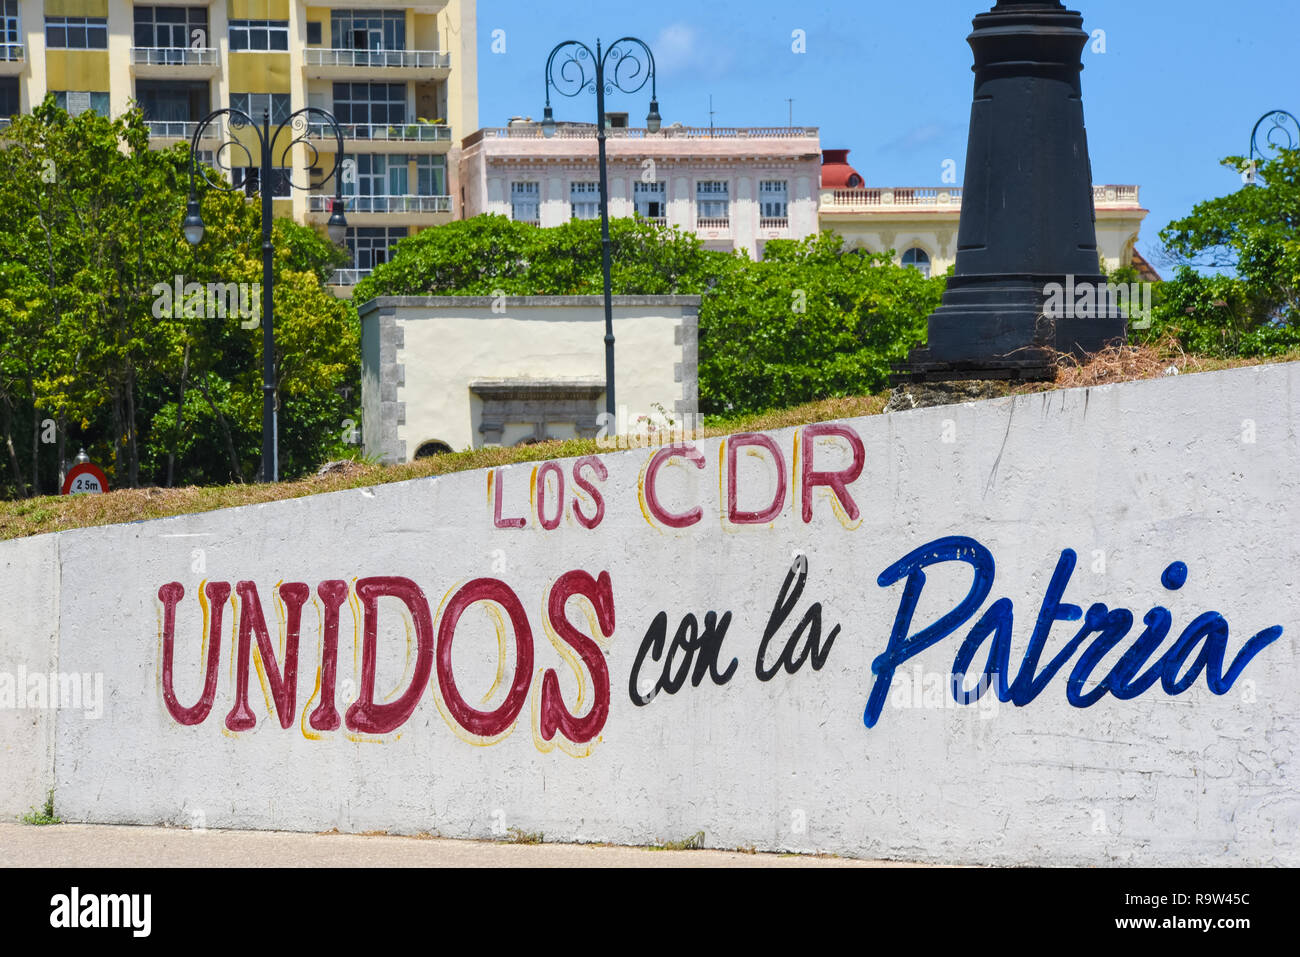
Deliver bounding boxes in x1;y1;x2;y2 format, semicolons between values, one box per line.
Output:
311;194;451;214
1094;185;1142;208
759;216;790;230
145;120;202;141
0;43;22;76
820;187;964;212
471;125;819;141
307;121;452;153
131;47;220;78
304;48;450;80
819;185;1142;213
309;193;452;227
329;268;372;286
697;217;731;231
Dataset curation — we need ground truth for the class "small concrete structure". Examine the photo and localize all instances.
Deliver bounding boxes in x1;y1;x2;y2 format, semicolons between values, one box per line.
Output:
358;295;700;460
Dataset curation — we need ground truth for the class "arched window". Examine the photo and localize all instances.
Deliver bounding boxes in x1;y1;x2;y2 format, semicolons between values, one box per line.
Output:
414;440;452;459
846;174;863;188
902;247;931;278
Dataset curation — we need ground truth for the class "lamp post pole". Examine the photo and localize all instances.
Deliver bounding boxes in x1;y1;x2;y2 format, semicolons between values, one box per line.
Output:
543;38;661;422
183;107;349;483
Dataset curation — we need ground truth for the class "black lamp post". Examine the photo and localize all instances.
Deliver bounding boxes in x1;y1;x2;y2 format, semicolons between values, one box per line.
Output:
901;0;1122;382
543;38;660;421
1246;110;1299;185
184;107;348;483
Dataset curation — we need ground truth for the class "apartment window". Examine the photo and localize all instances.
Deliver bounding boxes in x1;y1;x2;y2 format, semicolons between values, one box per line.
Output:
54;91;110;117
230;92;291;125
902;247;931;278
306;22;322;45
136;80;209;126
332;82;405;129
344;154;408;200
46;16;108;50
696;181;729;221
416;155;446;196
511;182;540;224
570;182;600;221
759;180;789;219
134;7;208;49
229;19;289;52
635;181;666;219
0;77;18;118
347;226;408;272
330;10;405;51
2;0;19;56
234;167;291;199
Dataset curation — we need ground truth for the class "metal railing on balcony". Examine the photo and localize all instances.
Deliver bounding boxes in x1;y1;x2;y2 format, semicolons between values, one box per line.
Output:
308;121;452;143
303;48;450;69
146;120;201;139
311;194;452;214
329;268;372;286
1;43;23;62
131;47;219;67
0;118;11;131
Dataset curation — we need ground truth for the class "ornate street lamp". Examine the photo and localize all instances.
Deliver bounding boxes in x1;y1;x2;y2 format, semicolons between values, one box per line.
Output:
183;107;348;483
1245;109;1299;186
542;38;660;420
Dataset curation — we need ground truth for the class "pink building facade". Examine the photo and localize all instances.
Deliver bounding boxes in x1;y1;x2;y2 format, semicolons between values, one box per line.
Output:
458;122;823;257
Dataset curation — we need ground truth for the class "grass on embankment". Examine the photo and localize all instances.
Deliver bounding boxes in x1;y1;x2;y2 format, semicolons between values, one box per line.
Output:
1;343;1294;542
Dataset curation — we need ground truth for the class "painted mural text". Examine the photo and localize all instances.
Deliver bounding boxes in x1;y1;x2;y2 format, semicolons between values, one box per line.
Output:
865;536;1283;728
157;570;615;751
488;426;866;531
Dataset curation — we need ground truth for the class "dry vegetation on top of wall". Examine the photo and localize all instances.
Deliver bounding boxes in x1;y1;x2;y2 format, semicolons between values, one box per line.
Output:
1;342;1295;542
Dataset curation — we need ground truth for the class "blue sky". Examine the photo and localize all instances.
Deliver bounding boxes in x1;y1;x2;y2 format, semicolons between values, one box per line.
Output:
475;0;1300;267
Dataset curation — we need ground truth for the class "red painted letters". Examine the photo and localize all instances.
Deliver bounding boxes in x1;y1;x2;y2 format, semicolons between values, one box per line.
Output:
801;424;866;523
538;570;616;744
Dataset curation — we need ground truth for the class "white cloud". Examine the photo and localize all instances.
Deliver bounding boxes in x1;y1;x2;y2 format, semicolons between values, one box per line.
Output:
654;23;699;74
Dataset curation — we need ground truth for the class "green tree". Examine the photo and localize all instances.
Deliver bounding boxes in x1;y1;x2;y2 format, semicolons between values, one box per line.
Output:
354;214;946;418
1144;147;1300;355
0;99;354;498
700;233;945;415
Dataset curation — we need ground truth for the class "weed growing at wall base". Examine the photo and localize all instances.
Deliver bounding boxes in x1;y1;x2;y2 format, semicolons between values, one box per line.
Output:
21;790;60;826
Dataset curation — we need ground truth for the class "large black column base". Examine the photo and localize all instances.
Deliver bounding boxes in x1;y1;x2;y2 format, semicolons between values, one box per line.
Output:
895;271;1127;383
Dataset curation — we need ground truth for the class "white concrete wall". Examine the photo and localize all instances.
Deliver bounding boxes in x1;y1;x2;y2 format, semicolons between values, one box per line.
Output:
362;297;695;456
3;363;1298;865
0;535;60;817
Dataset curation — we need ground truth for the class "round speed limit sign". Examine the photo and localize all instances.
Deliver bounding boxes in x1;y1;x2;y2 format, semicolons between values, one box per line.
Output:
62;462;110;496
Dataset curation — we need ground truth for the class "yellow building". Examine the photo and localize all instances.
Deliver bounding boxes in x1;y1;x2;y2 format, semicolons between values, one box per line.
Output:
0;0;477;285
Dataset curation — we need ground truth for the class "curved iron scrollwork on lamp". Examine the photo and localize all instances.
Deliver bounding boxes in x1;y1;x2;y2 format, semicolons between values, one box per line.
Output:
184;107;349;243
541;37;660;138
1245;109;1299;186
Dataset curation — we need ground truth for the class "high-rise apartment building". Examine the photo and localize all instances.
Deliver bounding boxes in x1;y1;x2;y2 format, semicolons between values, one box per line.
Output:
0;0;477;286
